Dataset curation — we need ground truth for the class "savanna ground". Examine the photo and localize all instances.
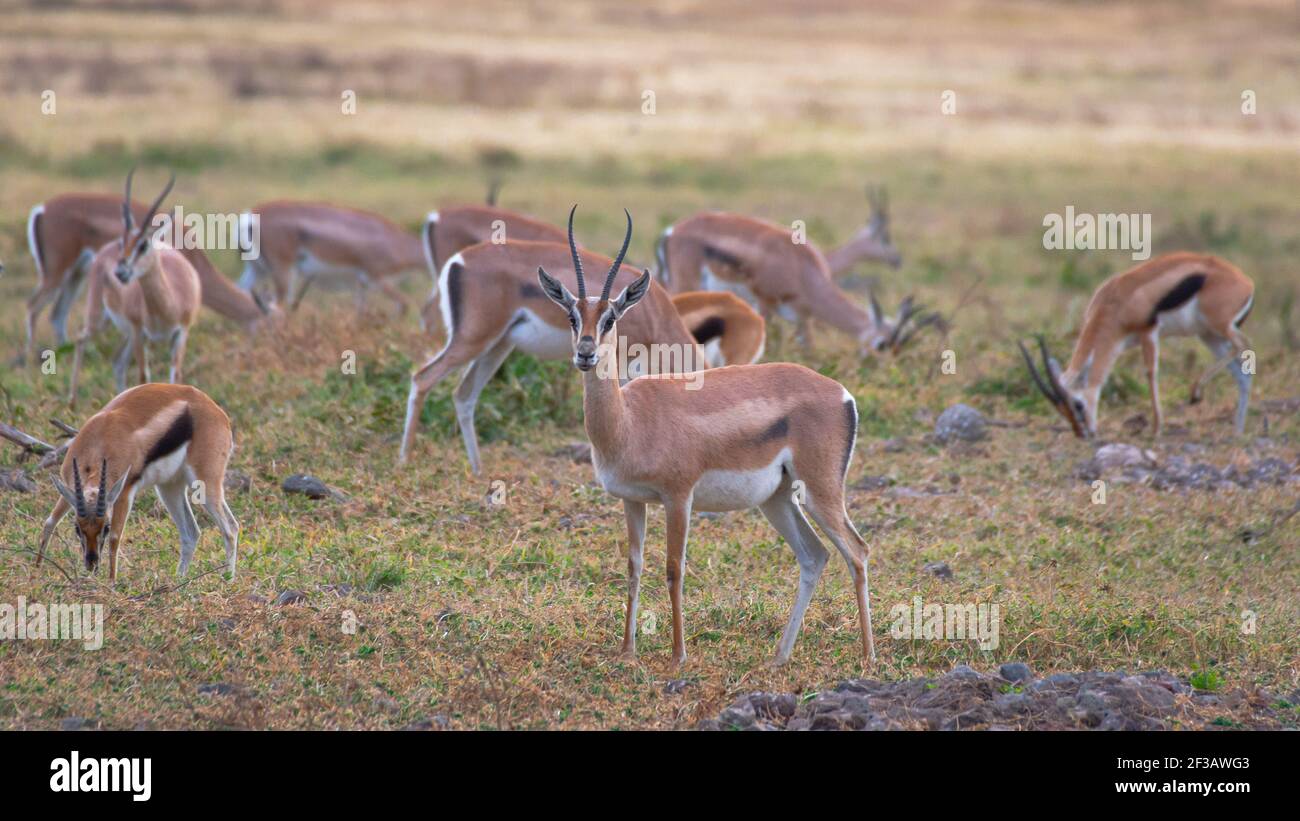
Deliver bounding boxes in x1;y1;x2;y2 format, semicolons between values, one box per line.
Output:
0;0;1297;729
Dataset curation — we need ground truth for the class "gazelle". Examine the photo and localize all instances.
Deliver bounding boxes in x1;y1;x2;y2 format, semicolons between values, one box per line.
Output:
237;201;425;314
537;208;875;666
1020;252;1255;438
402;212;721;474
670;290;766;367
37;383;239;583
656;211;935;353
823;186;902;274
68;171;202;402
24;192;276;362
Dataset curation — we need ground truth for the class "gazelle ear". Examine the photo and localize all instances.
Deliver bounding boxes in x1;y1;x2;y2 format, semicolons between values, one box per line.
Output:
610;269;652;318
537;267;576;309
52;477;79;509
107;472;130;506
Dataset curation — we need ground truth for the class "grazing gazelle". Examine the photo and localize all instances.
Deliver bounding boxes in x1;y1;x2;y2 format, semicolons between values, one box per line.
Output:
670;290;766;367
537;208;875;667
402;211;721;473
655;210;935;353
68;171;202;402
1021;252;1256;438
37;383;240;583
237;201;425;314
23;193;276;363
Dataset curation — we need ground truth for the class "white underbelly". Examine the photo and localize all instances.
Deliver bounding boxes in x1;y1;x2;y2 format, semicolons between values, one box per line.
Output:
691;449;789;512
508;309;573;359
136;444;191;491
593;454;661;504
297;250;362;289
1154;295;1208;338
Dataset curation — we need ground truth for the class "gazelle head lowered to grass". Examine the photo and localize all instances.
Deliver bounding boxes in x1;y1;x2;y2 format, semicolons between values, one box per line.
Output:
536;205;652;373
113;168;174;285
51;458;129;572
1019;335;1092;438
864;289;947;355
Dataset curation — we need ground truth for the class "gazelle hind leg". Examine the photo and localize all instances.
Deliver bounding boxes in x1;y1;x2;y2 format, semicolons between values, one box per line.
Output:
452;336;514;475
24;284;61;363
48;256;90;345
1139;330;1162;435
157;482;200;577
168;327;189;384
758;480;829;666
399;340;483;465
201;483;239;578
802;490;875;665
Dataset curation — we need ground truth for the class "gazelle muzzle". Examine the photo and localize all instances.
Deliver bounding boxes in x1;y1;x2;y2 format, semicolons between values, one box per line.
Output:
1018;335;1088;438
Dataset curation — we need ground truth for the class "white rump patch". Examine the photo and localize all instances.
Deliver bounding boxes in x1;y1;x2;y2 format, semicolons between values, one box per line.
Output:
27;203;45;279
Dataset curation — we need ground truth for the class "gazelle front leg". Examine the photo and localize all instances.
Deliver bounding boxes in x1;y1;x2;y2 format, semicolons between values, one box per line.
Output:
664;494;693;666
620;499;647;658
1139;329;1162;435
168;327;188;384
37;497;71;566
105;488;135;586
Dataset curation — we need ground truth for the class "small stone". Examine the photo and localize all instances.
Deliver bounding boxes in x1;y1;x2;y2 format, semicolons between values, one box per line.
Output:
664;679;690;695
224;470;252;493
999;662;1033;682
281;474;344;501
197;682;236;697
60;717;87;731
923;561;953;580
718;701;756;729
934;403;988;444
993;692;1031;715
274;589;307;606
1046;672;1080;688
945;664;982;681
881;438;907;453
245;593;268;605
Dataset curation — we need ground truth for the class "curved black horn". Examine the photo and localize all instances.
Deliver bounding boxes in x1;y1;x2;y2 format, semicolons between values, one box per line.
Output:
1018;338;1059;404
122;166;137;234
71;457;88;519
96;458;108;518
136;173;176;243
600;208;633;303
567;204;585;299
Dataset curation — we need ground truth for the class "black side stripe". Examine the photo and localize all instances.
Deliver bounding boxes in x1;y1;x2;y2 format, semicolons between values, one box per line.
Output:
757;416;789;444
446;261;464;333
840;398;858;481
702;244;743;270
1148;273;1206;326
691;316;726;345
144;409;194;466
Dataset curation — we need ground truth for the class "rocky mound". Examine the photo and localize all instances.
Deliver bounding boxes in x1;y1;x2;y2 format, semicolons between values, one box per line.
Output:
698;665;1297;731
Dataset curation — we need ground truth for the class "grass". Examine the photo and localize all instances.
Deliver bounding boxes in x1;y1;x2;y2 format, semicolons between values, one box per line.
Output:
0;0;1297;730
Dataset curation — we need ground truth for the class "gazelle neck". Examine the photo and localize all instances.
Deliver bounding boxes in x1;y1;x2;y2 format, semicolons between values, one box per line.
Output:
581;349;627;458
806;272;874;340
824;233;873;276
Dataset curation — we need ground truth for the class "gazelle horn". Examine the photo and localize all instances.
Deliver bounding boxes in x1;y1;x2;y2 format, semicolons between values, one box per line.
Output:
96;458;108;519
71;457;88;519
567;204;585;300
600;209;633;302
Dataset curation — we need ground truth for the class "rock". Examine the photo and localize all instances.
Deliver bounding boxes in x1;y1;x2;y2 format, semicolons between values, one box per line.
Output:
854;475;894;491
945;664;983;681
245;593;268;605
60;716;88;731
197;682;237;697
664;679;690;695
993;692;1032;716
923;561;953;580
999;662;1033;682
274;589;308;606
1077;443;1156;482
554;442;592;464
224;470;252;493
934;403;988;444
717;700;756;729
881;438;907;454
281;474;345;501
402;715;450;731
1045;672;1080;688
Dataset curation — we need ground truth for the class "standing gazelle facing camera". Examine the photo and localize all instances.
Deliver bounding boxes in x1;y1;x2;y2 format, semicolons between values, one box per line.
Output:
1021;252;1255;438
537;207;875;667
37;383;240;584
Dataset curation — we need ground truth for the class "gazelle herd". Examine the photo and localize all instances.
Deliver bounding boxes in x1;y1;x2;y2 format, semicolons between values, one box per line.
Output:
13;167;1261;668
